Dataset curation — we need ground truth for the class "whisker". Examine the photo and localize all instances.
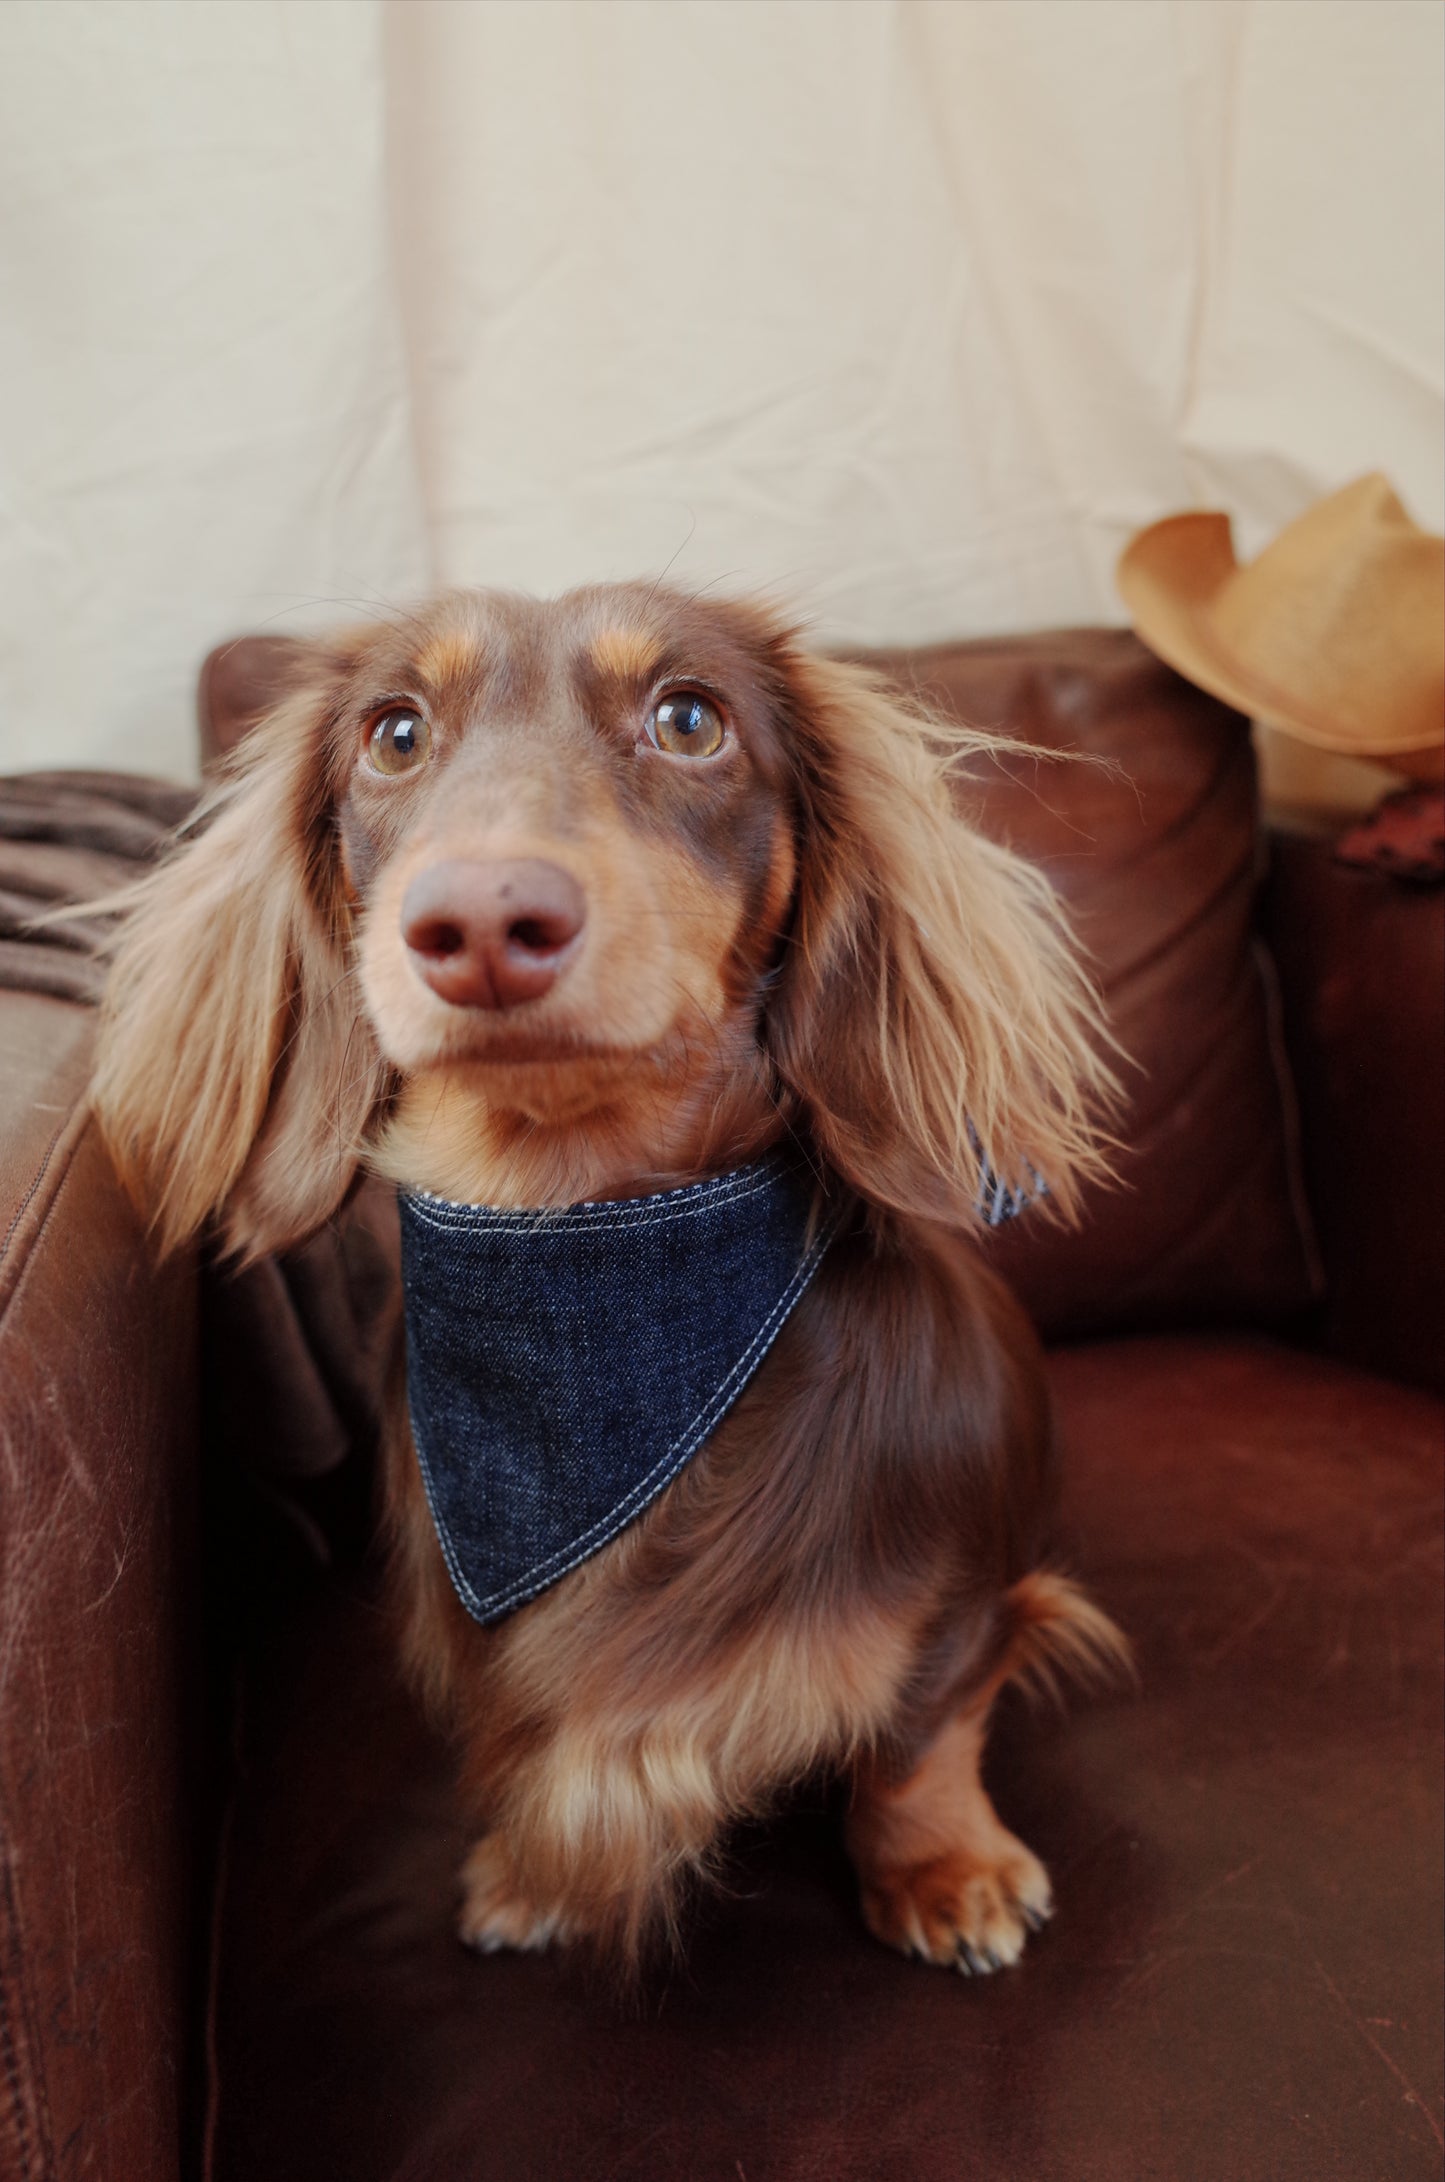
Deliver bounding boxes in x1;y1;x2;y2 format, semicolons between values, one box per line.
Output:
642;512;699;612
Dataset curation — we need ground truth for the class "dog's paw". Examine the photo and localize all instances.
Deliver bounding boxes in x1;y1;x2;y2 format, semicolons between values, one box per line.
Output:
457;1835;570;1956
858;1836;1053;1974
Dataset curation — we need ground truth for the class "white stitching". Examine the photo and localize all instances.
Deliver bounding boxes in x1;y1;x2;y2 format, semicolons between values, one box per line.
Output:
403;1151;788;1235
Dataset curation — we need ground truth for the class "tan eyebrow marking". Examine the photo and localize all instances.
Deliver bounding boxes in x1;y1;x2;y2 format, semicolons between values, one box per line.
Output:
589;629;663;682
416;628;484;690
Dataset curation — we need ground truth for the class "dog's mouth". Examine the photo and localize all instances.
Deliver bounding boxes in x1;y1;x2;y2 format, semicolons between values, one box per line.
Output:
367;986;675;1083
403;1027;657;1076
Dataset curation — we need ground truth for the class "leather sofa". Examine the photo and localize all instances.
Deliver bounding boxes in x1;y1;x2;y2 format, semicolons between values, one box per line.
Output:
1;630;1440;2181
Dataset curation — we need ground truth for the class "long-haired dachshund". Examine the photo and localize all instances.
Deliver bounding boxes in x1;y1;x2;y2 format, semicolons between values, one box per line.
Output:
90;584;1125;1975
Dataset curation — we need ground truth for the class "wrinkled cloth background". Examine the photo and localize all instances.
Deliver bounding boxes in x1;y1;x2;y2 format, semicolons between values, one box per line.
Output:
1;0;1441;784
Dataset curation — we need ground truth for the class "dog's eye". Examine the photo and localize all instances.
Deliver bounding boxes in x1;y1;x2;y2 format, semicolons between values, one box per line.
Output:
646;691;725;759
367;708;433;776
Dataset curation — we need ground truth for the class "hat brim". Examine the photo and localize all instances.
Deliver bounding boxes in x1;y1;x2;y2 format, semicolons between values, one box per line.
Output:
1117;512;1444;778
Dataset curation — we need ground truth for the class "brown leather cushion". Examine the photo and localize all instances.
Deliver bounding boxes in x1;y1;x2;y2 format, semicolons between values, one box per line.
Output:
858;631;1321;1335
206;1336;1444;2182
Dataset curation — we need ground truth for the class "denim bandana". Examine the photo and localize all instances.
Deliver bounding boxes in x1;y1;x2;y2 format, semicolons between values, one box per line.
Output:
399;1151;840;1624
399;1146;1037;1627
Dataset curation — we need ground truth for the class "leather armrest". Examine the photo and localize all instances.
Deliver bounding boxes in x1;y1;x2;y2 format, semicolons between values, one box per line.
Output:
1265;833;1445;1395
0;990;200;2180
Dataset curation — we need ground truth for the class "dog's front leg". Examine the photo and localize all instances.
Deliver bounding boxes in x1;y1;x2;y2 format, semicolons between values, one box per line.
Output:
457;1831;575;1955
453;1717;725;1964
845;1704;1053;1974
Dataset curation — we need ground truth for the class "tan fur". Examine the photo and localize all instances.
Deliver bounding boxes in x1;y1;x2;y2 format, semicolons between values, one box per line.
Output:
999;1567;1137;1709
358;768;779;1208
588;628;664;683
416;625;485;694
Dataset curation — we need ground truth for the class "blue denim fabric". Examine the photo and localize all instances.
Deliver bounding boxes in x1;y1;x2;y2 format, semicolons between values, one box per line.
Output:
400;1145;1037;1627
399;1152;840;1624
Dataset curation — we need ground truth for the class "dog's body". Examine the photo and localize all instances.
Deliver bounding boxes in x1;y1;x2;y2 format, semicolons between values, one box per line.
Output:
90;583;1124;1975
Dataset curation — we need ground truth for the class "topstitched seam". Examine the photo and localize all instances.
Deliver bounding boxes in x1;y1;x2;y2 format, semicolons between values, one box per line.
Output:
0;1103;94;1337
0;1113;70;1276
0;1853;49;2182
404;1152;788;1235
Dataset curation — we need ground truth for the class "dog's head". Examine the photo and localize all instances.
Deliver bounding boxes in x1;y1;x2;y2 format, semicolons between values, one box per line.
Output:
92;584;1113;1256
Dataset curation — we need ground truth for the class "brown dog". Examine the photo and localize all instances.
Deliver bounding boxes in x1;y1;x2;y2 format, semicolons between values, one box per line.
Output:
90;584;1125;1973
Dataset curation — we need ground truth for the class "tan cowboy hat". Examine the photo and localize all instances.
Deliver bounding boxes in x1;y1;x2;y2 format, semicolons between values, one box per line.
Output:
1118;473;1444;783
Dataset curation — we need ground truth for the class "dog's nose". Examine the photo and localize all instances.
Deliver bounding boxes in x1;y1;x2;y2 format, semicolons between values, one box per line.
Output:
400;858;587;1010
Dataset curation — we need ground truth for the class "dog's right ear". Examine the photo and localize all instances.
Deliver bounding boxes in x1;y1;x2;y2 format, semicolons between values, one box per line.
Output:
90;641;391;1262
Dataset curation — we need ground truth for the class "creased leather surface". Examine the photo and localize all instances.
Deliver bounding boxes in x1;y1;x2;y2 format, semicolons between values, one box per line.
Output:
206;1335;1443;2182
0;999;199;2182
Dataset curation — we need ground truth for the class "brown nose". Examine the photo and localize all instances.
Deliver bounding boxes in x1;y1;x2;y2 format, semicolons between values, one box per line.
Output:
400;858;587;1010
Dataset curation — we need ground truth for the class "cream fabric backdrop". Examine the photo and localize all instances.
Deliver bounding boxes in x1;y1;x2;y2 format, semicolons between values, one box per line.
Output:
2;0;1441;780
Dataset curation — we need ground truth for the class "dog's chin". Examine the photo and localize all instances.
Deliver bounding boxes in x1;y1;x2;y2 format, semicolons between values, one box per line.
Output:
369;987;778;1207
419;1046;660;1123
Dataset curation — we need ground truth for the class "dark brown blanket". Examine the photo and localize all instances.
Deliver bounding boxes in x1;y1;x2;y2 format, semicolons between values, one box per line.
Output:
0;769;196;1000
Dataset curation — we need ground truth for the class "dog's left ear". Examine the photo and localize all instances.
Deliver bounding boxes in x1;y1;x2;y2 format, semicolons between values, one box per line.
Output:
762;649;1116;1229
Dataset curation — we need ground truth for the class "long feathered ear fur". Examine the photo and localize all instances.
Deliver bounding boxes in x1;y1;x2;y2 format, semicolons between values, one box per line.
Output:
765;649;1118;1229
89;663;390;1261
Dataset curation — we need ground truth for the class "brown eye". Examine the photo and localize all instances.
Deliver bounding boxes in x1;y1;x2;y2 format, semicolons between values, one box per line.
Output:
646;690;725;759
367;707;432;776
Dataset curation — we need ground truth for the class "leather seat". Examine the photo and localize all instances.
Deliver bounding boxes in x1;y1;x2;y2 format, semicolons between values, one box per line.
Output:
206;1335;1443;2182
